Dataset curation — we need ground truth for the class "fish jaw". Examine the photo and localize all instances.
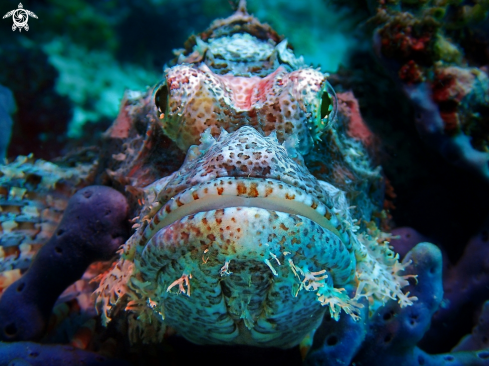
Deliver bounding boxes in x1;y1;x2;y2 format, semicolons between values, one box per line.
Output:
137;206;356;348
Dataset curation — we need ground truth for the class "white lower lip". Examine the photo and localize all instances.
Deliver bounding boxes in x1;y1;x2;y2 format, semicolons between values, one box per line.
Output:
142;178;347;244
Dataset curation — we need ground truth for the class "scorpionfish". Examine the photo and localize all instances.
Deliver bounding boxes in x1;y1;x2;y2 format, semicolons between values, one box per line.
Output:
93;2;416;349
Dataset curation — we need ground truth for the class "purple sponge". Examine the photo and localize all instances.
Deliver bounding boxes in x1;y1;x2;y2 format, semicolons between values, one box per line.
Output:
421;220;489;352
0;186;129;342
0;341;131;366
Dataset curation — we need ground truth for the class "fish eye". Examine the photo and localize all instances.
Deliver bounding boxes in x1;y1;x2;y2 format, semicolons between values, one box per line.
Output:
154;80;169;117
319;80;338;124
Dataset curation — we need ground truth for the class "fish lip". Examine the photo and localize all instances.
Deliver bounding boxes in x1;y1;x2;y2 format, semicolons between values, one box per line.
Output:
141;176;349;245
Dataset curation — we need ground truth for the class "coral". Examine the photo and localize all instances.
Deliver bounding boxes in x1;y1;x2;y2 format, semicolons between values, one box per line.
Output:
389;226;430;259
0;186;129;342
352;242;443;366
454;301;489;354
421;219;489;353
305;242;440;365
368;1;489;180
37;0;119;53
401;81;489;179
376;223;489;357
246;0;356;71
43;39;160;139
0;155;93;281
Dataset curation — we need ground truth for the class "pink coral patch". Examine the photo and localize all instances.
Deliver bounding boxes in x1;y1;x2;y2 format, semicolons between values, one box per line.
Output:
337;91;374;147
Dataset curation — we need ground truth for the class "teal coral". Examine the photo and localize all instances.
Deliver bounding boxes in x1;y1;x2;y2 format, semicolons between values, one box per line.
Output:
43;39;159;138
0;155;93;279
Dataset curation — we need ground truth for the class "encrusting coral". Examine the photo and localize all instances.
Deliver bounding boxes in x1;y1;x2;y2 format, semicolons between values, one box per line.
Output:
390;222;489;355
369;0;489;180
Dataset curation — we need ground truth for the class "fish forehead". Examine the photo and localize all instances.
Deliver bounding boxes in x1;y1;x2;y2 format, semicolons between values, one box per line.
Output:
174;7;301;77
155;9;337;154
157;126;335;209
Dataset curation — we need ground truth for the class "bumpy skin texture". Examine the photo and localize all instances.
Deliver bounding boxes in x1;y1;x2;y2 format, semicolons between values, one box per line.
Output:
0;186;129;342
125;128;358;347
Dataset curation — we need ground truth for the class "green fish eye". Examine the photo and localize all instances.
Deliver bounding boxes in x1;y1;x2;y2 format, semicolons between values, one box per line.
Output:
320;92;332;120
154;81;169;116
319;81;337;123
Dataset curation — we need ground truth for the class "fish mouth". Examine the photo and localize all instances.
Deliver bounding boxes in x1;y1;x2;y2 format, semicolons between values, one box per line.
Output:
141;177;350;246
137;176;356;348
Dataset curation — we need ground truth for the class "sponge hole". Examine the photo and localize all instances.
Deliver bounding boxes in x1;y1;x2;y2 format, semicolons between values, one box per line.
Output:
326;335;338;346
4;323;18;337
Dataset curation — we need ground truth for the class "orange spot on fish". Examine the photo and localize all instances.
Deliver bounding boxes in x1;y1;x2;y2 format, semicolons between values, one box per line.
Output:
237;183;247;195
249;183;259;197
285;193;295;200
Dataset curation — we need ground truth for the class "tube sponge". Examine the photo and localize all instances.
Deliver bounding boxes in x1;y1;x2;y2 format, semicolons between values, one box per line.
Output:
0;186;129;342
